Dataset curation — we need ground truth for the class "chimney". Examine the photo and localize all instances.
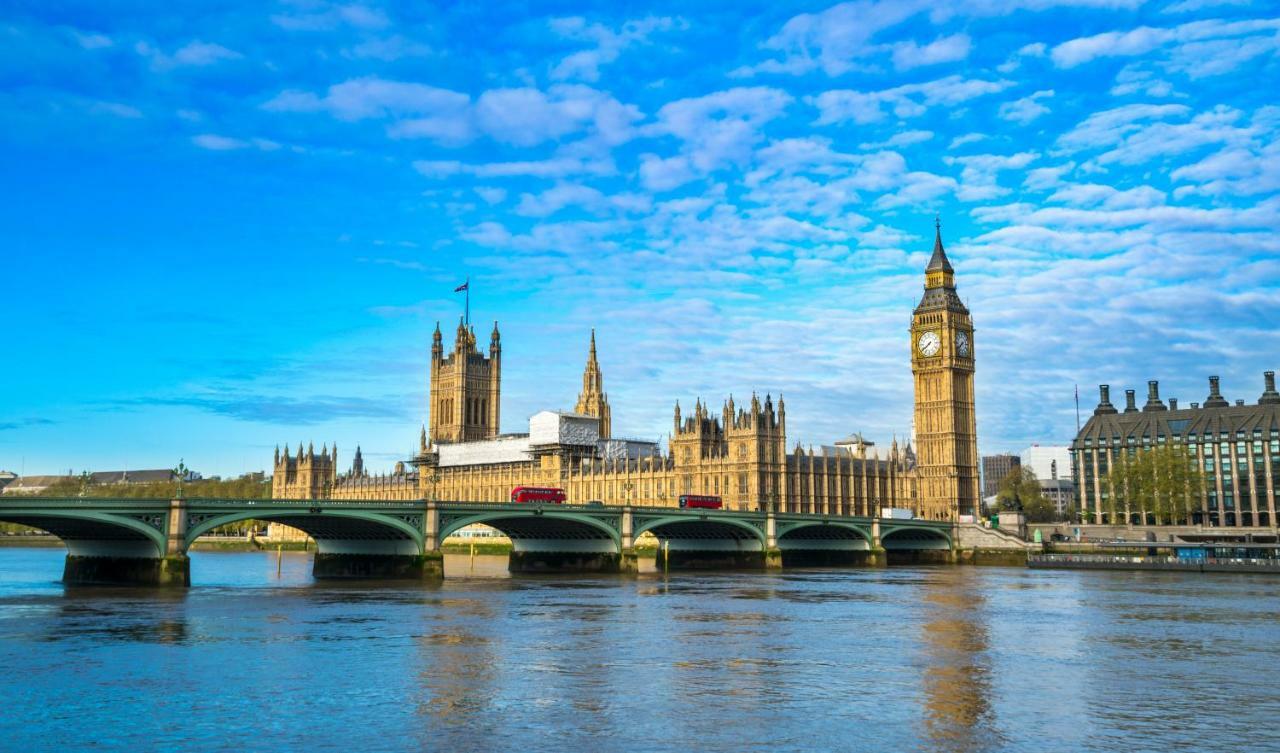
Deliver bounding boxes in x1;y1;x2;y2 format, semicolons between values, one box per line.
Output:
1169;398;1178;411
1260;371;1280;405
1124;389;1138;413
1205;376;1229;408
1095;384;1118;415
1143;380;1167;411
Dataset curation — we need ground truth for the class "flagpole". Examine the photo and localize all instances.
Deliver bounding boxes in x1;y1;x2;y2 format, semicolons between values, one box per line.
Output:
465;276;470;327
1074;383;1081;434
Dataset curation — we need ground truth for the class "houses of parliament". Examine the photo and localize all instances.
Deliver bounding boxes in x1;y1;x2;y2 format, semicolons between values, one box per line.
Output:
273;224;980;521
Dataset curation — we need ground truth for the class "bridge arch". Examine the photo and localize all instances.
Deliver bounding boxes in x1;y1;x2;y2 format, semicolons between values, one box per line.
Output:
439;510;621;554
185;509;424;555
634;515;767;551
881;526;952;551
0;510;167;558
776;521;873;550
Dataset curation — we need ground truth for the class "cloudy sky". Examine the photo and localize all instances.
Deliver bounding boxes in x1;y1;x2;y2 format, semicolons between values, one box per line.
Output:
3;0;1278;477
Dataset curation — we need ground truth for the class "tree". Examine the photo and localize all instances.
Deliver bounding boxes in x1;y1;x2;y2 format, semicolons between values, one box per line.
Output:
1104;444;1202;525
996;468;1056;521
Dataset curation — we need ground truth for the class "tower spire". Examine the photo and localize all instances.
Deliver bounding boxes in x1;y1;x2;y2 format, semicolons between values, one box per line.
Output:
575;328;610;439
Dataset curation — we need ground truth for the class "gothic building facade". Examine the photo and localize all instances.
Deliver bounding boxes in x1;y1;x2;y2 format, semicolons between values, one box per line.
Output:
273;226;979;521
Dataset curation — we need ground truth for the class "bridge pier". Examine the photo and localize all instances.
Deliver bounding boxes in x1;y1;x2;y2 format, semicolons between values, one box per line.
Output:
63;553;190;587
508;550;621;574
312;552;443;580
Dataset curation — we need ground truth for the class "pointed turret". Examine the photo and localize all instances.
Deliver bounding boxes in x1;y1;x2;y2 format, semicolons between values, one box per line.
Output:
924;217;956;290
575;328;611;438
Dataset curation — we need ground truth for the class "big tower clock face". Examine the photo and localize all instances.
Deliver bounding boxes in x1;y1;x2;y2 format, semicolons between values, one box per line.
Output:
956;331;971;357
917;331;941;357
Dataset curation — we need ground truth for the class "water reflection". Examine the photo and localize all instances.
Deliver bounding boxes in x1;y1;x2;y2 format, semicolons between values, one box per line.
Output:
1;550;1280;752
919;572;1001;752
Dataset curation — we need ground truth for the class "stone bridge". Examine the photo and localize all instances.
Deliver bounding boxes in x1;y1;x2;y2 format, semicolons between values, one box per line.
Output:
0;497;956;586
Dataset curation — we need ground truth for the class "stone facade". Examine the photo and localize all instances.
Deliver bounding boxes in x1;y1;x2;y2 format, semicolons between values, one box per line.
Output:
911;222;980;521
274;226;980;520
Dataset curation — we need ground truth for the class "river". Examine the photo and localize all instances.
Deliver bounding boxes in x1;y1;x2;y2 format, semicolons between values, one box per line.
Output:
0;547;1277;752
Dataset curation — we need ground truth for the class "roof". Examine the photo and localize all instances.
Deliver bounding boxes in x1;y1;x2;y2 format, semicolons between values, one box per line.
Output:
89;469;176;484
926;224;953;273
1074;400;1280;448
2;475;70;492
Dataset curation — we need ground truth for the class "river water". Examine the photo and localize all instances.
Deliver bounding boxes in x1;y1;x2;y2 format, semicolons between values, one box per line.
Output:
0;547;1277;753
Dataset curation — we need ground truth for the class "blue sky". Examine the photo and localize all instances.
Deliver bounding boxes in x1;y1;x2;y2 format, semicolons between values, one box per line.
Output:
2;0;1278;478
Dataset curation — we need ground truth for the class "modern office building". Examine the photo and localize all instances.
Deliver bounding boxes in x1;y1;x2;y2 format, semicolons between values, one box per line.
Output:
981;454;1021;499
1021;445;1072;482
1072;374;1280;527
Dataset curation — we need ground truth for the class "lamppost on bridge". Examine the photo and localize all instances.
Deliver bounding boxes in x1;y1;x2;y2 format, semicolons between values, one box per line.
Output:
173;459;188;499
427;471;441;503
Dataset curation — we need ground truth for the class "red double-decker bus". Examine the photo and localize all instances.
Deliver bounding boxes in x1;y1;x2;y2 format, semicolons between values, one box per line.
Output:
511;486;567;504
678;494;722;509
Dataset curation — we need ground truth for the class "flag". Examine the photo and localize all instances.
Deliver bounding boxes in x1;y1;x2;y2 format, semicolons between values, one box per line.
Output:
454;281;468;292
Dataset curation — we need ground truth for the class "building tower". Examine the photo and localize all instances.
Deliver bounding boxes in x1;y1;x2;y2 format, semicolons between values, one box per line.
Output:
428;319;501;443
910;220;979;520
271;442;337;499
574;329;612;439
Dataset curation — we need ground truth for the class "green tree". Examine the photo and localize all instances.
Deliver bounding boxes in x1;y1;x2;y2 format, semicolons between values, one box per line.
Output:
996;467;1057;521
1105;444;1202;525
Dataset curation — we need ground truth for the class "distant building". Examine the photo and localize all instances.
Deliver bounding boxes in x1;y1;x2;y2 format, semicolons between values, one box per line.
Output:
981;454;1021;498
1021;445;1073;482
1038;478;1076;518
0;471;16;491
88;469;200;485
1072;373;1280;527
2;475;69;495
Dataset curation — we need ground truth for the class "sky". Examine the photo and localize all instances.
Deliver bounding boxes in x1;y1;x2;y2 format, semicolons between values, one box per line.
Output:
2;0;1278;478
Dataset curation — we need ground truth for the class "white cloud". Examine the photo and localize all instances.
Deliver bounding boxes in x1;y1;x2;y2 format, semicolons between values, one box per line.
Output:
1046;183;1167;208
1050;18;1280;73
549;16;682;82
735;0;1145;77
413;154;616;180
858;130;934;149
945;152;1039;201
344;35;433;61
639;154;697;191
645;87;793;182
91;101;142;118
1109;65;1176;97
812;75;1014;125
192;134;281;151
73;31;112;49
1057;103;1254;166
136;40;242;70
515;183;652;217
474;187;507;205
998;89;1055;124
891;33;971;70
272;3;389;31
1162;0;1251;12
474;85;642;147
949;132;987;149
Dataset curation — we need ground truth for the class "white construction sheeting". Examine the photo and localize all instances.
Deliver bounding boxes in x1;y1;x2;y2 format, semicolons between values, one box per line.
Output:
437;435;532;467
598;438;660;459
529;411;599;447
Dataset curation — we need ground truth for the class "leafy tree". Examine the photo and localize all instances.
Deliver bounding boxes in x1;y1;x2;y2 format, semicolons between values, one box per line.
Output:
32;473;272;534
1104;444;1202;525
996;468;1057;521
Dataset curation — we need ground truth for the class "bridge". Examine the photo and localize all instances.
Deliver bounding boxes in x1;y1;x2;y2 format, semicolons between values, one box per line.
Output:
0;497;956;586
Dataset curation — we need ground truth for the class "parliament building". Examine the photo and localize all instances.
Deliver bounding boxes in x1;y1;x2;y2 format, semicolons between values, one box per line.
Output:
273;224;980;521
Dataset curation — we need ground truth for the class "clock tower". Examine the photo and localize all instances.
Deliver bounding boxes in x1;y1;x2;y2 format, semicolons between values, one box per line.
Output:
911;220;979;521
